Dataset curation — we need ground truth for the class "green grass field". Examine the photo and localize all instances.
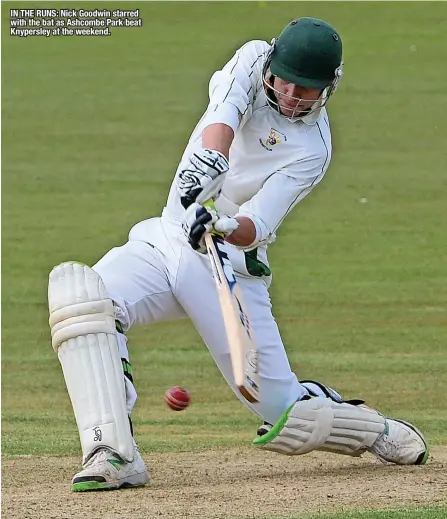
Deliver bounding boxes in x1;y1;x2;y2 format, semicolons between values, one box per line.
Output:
2;2;446;518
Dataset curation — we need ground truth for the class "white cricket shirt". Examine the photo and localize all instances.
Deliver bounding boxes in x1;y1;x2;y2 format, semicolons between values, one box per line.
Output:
164;40;332;250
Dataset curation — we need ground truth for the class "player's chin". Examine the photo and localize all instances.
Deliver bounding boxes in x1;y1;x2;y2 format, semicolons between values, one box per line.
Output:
279;104;307;117
279;106;294;117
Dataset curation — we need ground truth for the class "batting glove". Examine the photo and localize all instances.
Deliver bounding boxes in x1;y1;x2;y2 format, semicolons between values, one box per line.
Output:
178;149;229;209
182;202;239;253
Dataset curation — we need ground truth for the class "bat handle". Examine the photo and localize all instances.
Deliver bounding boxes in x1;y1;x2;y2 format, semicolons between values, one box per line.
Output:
203;198;225;239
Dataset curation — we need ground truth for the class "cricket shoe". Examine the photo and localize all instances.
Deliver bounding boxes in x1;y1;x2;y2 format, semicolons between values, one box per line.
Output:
72;444;149;491
368;418;429;465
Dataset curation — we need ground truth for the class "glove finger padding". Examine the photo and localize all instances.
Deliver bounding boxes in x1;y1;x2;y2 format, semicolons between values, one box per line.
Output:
182;203;218;253
189;214;214;252
178;149;229;209
182;202;239;253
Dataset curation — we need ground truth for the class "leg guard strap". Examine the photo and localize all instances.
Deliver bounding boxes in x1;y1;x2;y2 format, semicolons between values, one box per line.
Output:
301;379;365;406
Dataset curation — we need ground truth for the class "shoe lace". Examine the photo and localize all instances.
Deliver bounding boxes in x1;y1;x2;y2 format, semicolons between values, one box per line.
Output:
374;430;399;465
84;448;115;468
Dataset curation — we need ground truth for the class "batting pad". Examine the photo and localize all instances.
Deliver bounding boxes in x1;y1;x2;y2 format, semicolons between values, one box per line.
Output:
48;262;134;463
254;397;386;457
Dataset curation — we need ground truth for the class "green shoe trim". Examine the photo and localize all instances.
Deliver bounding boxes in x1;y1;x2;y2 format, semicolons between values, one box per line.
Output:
420;446;430;465
72;481;116;492
107;458;125;470
252;404;294;446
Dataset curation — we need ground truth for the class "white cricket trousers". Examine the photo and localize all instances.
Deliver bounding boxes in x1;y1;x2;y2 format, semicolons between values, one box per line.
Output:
93;215;306;425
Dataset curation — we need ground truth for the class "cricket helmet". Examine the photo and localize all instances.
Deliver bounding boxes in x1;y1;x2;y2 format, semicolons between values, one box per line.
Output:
263;17;343;122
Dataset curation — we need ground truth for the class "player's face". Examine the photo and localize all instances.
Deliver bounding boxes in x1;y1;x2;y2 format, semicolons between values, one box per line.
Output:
272;77;323;118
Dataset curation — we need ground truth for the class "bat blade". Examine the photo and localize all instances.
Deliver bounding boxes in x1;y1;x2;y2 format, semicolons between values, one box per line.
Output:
205;233;260;403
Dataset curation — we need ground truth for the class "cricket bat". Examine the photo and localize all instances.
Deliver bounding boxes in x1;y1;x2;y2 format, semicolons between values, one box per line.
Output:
204;232;260;403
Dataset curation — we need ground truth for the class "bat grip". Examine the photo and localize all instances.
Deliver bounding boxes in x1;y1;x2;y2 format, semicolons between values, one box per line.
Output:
203;198;225;239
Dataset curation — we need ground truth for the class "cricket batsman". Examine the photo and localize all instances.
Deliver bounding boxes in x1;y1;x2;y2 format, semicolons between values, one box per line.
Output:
48;18;428;491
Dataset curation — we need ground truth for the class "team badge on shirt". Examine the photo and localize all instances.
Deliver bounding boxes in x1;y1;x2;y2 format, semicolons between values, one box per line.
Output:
259;128;287;151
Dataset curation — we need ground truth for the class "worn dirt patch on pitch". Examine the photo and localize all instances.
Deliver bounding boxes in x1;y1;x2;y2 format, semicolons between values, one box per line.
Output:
2;447;447;519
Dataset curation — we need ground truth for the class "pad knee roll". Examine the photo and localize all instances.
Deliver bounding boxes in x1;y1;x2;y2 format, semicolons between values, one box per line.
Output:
49;262;134;463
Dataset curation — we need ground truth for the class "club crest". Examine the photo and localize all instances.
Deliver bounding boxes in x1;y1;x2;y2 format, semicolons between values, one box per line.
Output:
260;128;287;151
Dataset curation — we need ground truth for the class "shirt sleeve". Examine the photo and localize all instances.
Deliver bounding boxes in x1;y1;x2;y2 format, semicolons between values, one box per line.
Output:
202;40;270;133
236;152;331;246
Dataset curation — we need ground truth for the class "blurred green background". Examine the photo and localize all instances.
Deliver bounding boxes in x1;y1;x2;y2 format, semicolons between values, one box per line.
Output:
2;1;446;458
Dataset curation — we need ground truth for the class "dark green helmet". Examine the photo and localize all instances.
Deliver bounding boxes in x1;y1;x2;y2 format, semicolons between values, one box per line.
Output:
270;17;342;90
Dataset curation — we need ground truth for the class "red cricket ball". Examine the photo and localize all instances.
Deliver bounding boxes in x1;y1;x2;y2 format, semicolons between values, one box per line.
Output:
164;386;191;411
